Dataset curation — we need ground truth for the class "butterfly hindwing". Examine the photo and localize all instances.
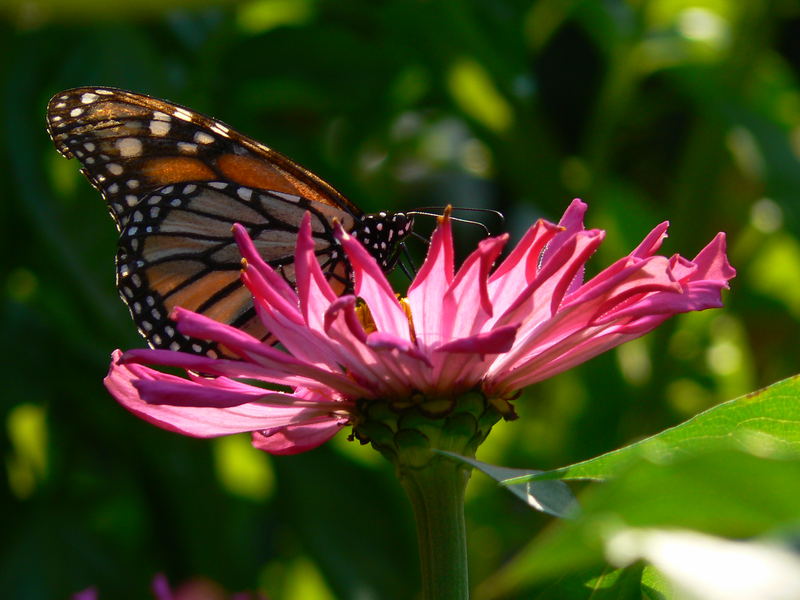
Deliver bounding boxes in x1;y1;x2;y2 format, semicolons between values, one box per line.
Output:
119;181;357;355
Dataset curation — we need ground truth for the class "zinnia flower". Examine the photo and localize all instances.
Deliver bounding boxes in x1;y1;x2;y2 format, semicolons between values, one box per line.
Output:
105;199;735;456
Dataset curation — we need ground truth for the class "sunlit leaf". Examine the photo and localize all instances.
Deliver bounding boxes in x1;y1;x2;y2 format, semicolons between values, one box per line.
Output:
509;375;800;483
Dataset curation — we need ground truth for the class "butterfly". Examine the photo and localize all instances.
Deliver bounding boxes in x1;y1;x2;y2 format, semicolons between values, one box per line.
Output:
47;87;414;358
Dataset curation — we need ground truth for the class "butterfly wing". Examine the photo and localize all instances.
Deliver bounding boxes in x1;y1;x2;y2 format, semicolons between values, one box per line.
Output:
47;87;359;355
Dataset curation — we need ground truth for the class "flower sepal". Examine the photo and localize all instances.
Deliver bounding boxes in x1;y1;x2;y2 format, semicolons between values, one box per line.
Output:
352;391;503;471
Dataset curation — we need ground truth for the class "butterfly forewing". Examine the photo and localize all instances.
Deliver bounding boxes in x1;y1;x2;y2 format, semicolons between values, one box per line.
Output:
46;87;414;357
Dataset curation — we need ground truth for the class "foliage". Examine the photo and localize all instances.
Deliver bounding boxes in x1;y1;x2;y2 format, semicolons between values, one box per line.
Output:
3;0;800;598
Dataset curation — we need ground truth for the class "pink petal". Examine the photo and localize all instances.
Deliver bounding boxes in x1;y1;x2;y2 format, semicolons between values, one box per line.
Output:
233;223;297;305
493;229;605;334
690;232;737;282
488;218;562;311
105;351;342;437
366;331;432;366
631;222;670;258
436;324;518;355
407;214;455;345
540;198;588;294
294;212;338;330
167;311;369;397
441;235;507;340
337;224;411;339
252;418;346;455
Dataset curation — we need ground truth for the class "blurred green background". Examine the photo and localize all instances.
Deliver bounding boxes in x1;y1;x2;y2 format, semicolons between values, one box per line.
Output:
2;0;798;598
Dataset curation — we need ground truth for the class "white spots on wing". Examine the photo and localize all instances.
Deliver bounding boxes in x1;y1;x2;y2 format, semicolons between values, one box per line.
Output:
83;142;96;152
85;157;95;165
108;183;119;194
237;187;253;201
95;89;113;95
194;131;215;145
80;92;99;104
126;195;138;206
54;102;66;109
191;343;203;353
209;182;227;189
131;273;142;287
107;163;123;175
126;179;139;189
178;142;198;154
116;137;143;157
183;184;197;194
69;108;83;117
51;115;62;122
128;226;138;235
173;108;193;122
153;111;171;121
133;211;143;223
150;207;160;218
169;341;180;351
150;120;170;136
269;191;301;203
170;198;181;207
210;123;229;137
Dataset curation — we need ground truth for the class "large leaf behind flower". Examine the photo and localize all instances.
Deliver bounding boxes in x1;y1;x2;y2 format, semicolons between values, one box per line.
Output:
510;375;800;484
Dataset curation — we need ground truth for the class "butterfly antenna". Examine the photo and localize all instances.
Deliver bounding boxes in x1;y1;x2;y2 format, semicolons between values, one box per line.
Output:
410;206;506;227
408;211;492;237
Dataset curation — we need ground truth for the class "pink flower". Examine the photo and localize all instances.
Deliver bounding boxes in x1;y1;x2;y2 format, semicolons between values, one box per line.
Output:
106;199;735;455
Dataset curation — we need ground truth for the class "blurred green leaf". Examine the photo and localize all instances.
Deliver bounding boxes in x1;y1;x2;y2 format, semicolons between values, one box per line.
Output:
477;450;800;599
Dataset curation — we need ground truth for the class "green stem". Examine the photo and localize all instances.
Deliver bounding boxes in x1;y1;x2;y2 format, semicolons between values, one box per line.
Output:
398;456;471;600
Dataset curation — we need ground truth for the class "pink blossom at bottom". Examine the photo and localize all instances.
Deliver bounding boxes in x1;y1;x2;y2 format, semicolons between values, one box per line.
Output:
106;199;735;454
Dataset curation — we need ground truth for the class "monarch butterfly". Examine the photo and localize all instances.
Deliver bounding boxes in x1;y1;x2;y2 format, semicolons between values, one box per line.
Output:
47;87;414;357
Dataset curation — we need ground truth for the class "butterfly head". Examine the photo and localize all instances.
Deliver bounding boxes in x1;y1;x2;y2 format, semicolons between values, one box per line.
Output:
352;212;414;271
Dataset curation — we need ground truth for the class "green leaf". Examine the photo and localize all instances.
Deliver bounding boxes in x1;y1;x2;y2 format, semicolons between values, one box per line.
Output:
474;450;800;599
508;375;800;484
439;452;578;518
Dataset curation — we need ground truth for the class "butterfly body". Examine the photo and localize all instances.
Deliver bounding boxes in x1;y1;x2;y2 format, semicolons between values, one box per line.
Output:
47;87;412;356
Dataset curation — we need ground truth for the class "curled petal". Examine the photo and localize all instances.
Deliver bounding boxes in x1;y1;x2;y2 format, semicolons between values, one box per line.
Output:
366;331;433;366
105;351;341;437
252;418;347;455
436;324;518;355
